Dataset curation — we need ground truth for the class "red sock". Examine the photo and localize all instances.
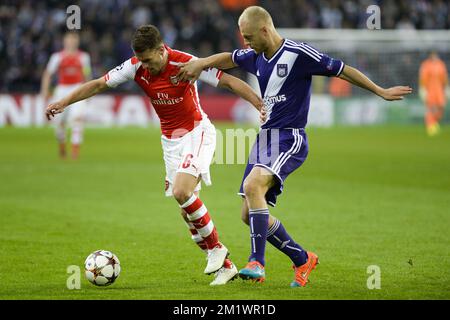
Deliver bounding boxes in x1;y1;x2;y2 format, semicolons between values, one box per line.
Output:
59;143;66;159
71;144;80;160
187;222;208;252
223;258;232;269
181;195;220;250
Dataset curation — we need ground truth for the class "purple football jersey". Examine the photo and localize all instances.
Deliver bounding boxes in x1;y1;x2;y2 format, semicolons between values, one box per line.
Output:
232;39;344;129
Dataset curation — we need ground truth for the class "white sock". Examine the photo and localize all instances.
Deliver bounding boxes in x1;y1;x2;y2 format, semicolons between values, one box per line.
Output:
71;122;83;145
55;126;66;143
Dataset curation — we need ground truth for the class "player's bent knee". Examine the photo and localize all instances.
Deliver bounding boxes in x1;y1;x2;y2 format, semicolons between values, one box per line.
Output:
172;187;192;205
243;178;264;199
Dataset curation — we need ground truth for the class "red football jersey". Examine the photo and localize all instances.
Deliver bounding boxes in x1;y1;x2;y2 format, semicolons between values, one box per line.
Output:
46;50;91;85
104;46;223;138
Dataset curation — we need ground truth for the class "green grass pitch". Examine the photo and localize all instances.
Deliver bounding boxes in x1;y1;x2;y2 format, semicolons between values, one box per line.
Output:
0;124;449;300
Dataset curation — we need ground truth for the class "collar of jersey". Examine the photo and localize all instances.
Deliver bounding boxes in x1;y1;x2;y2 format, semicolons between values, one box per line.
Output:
262;39;286;63
159;44;173;75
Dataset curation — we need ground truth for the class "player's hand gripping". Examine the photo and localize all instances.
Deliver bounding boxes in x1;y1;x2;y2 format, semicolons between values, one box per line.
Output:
45;101;68;120
378;86;413;101
177;59;205;82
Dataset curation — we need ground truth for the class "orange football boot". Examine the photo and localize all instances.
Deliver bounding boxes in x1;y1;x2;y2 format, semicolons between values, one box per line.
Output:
291;251;319;287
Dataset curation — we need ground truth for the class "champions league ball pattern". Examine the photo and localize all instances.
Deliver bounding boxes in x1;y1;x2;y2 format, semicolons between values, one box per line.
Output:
84;250;121;286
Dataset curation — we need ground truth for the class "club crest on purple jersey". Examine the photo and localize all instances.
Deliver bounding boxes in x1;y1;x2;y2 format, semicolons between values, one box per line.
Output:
277;64;288;77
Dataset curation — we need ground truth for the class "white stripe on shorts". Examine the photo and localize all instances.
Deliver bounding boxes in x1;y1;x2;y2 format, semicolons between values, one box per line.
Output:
275;130;303;173
271;129;298;172
272;129;302;173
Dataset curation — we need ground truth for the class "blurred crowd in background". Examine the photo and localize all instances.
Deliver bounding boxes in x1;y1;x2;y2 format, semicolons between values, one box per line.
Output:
0;0;449;93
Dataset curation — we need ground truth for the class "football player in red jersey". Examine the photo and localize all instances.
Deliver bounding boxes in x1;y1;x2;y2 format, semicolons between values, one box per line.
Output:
46;25;264;286
41;31;92;160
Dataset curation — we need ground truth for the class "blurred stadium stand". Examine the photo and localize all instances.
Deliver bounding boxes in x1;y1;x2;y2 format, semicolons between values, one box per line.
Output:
0;0;449;93
0;0;449;126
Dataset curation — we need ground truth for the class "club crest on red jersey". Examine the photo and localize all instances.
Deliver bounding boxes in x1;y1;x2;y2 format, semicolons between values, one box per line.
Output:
170;75;180;86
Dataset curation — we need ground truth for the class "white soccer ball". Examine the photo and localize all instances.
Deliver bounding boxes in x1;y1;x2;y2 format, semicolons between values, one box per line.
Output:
84;250;121;286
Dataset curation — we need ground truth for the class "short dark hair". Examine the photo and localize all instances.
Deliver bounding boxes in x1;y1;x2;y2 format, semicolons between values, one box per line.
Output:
132;25;163;53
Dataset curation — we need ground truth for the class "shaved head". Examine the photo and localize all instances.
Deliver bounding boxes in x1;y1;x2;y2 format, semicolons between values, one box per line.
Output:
237;6;282;56
238;6;274;30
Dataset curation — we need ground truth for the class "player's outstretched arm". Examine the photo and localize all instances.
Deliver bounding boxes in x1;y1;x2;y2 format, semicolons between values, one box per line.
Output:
218;73;264;111
178;53;237;82
46;77;109;120
339;65;413;101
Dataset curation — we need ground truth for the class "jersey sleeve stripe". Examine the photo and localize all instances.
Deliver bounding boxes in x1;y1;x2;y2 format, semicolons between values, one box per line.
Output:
337;61;345;76
231;50;238;65
299;43;323;56
285;41;322;59
299;45;322;60
286;39;305;49
285;39;299;46
286;40;323;59
285;44;321;62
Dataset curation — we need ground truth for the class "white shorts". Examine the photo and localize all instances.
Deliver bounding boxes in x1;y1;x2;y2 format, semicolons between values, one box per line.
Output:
51;84;87;126
162;119;216;197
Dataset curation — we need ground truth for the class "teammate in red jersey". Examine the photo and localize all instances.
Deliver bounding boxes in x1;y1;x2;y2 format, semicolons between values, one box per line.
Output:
45;25;264;286
41;31;92;159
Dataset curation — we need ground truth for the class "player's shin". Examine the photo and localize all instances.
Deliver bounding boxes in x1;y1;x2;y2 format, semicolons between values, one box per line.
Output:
180;194;228;274
71;121;83;159
248;208;269;266
55;125;66;158
266;218;308;267
185;220;208;253
180;194;220;250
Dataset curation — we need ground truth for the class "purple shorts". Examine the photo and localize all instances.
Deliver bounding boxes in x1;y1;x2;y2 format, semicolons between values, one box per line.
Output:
238;128;308;206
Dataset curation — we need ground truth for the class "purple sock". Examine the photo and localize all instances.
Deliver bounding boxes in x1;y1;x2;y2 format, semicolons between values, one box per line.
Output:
248;208;269;266
267;219;308;267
